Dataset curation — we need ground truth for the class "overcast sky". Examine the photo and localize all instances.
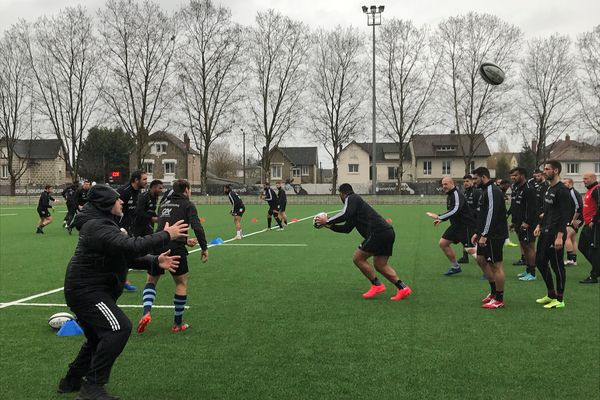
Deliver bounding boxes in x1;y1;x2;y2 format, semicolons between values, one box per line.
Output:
1;0;598;164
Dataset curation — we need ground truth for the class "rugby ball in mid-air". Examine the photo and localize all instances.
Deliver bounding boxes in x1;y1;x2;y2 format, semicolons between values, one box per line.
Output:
313;212;328;229
48;312;74;329
479;62;505;85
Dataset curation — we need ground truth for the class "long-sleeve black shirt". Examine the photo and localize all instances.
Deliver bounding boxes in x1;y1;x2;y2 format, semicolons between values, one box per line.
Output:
277;188;287;208
476;181;508;239
74;188;89;207
263;187;278;208
327;193;392;238
134;190;158;233
510;181;537;226
117;184;141;231
535;180;550;219
62;184;79;209
227;190;244;213
37;190;54;210
567;187;583;221
438;187;476;228
540;181;571;236
463;186;481;219
157;192;207;251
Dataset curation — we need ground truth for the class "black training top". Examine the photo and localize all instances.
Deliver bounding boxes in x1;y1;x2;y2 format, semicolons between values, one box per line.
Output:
62;184;79;208
438;187;476;228
510;181;538;226
476;181;508;239
277;188;287;208
74;187;89;207
534;180;550;219
157;192;207;250
227;190;245;212
263;187;278;208
117;184;140;230
540;181;572;235
463;186;481;218
134;190;158;232
38;190;54;210
567;187;583;221
327;193;392;238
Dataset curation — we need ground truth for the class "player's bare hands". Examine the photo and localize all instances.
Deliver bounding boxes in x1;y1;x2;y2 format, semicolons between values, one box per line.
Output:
315;214;328;226
471;234;478;245
186;238;198;247
158;249;180;273
164;220;188;240
201;249;208;263
554;237;563;250
478;236;488;247
572;219;580;229
534;225;541;237
433;219;442;226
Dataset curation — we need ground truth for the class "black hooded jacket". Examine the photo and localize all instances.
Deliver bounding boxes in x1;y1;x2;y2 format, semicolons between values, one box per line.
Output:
64;203;170;300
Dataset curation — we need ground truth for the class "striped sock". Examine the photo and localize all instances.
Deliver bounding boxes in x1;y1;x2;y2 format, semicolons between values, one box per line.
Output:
142;283;156;315
174;294;187;325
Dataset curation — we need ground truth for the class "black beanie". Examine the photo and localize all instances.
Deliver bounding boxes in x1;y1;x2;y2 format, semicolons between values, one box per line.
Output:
88;184;120;212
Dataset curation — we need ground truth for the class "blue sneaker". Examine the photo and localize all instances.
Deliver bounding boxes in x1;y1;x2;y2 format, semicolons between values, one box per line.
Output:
517;270;528;278
124;282;137;292
519;273;536;281
444;267;462;276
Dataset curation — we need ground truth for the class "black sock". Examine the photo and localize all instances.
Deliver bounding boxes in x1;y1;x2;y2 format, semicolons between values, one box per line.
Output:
548;289;557;299
567;252;574;261
275;217;283;228
521;254;525;262
489;281;496;294
173;294;187;325
556;292;564;302
527;265;536;276
370;277;382;286
394;280;407;289
267;217;272;229
462;250;468;258
495;291;504;301
572;254;577;262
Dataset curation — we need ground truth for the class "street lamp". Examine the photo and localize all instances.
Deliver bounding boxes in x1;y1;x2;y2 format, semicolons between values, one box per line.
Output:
362;5;384;194
241;128;246;185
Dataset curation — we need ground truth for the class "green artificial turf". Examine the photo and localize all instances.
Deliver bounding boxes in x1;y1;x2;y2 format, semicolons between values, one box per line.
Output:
0;203;598;400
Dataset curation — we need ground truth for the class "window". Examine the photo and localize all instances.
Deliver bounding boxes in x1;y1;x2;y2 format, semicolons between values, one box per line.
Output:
292;167;301;178
595;162;600;174
271;164;282;179
156;144;167;153
1;164;8;179
442;160;451;175
143;162;153;174
0;147;7;158
301;166;309;176
388;166;398;180
566;163;579;174
436;146;456;152
348;164;359;173
469;161;475;173
164;162;176;175
423;161;432;176
151;142;168;155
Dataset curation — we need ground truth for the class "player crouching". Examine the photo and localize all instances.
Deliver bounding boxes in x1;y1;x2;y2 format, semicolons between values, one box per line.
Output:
314;183;411;301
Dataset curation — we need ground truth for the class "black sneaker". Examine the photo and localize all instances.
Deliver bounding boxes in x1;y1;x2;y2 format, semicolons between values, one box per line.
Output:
57;376;82;393
580;276;599;284
457;255;469;264
36;227;44;234
76;382;120;400
512;258;525;266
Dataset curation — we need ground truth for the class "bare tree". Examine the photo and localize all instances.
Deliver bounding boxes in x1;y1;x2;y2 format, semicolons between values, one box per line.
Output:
520;34;578;166
310;26;365;194
207;141;241;178
436;13;522;173
577;25;600;136
99;0;176;170
248;10;310;182
26;6;104;179
0;23;33;195
177;0;245;193
378;19;440;188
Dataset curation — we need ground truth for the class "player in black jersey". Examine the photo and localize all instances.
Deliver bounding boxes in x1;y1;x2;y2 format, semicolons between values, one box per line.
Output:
224;185;245;239
457;175;480;263
534;161;571;309
276;181;288;227
315;183;411;301
260;182;283;230
36;185;57;234
509;168;538;281
428;177;476;276
133;180;163;237
562;177;583;266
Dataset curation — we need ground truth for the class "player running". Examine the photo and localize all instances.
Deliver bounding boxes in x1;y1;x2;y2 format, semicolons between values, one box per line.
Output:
61;181;79;231
457;174;480;264
36;185;56;234
315;183;411;301
132;179;163;237
137;179;208;334
562;177;583;266
471;167;509;309
509;168;538;281
276;181;288;227
427;177;476;276
224;184;245;240
534;161;571;309
260;182;283;230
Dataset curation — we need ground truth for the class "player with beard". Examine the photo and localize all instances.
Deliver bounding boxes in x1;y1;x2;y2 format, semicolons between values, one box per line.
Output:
562;177;583;266
509;168;538;281
579;172;600;283
457;174;480;264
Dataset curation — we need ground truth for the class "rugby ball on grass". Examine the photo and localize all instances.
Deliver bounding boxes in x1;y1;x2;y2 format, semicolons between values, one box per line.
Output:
48;312;74;330
479;62;505;85
313;212;328;229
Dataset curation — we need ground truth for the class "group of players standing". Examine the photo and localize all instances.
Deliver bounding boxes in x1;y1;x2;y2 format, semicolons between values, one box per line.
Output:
429;161;600;309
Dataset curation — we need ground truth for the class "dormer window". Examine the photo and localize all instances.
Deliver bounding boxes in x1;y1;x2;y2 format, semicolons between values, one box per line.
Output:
436;146;456;152
150;142;168;155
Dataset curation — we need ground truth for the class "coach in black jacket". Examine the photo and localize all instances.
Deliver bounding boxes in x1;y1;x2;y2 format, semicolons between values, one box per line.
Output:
58;184;187;400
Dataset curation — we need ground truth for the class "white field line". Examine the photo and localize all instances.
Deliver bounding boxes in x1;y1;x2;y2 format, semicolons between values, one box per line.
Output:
0;302;188;309
220;243;307;247
0;210;339;310
0;214;18;216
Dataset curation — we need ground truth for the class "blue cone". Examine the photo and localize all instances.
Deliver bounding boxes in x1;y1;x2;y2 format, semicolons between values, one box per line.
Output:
57;319;83;336
209;237;224;245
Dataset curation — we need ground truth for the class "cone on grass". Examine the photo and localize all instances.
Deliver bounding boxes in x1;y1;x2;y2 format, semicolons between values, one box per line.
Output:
291;218;298;222
57;319;83;337
386;218;393;223
200;217;206;223
251;217;257;223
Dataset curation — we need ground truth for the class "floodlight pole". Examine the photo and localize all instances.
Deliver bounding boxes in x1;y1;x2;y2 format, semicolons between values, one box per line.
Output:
363;5;384;195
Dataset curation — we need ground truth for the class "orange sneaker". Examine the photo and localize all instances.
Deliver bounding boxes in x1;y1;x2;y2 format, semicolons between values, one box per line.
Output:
171;323;190;333
136;313;151;334
362;284;386;299
390;286;412;301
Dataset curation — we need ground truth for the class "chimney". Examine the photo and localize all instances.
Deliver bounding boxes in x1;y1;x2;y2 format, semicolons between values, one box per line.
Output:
565;134;570;142
450;129;455;135
183;133;190;151
532;140;537;153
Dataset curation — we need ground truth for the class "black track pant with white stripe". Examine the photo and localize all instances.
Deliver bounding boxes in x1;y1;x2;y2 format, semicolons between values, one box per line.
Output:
64;291;132;385
579;225;600;278
536;232;566;297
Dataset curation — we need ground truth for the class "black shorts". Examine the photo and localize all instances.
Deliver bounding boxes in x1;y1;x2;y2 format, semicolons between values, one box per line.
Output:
442;224;473;247
279;204;287;212
476;237;504;263
517;226;536;243
359;228;395;257
567;220;583;234
232;206;245;217
267;204;280;216
37;208;50;218
150;247;189;276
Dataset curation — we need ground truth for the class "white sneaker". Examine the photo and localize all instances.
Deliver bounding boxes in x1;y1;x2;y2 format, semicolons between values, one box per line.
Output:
234;235;242;240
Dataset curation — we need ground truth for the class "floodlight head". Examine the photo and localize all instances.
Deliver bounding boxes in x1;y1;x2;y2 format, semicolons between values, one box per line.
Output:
370;5;376;12
378;5;385;12
362;5;368;13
